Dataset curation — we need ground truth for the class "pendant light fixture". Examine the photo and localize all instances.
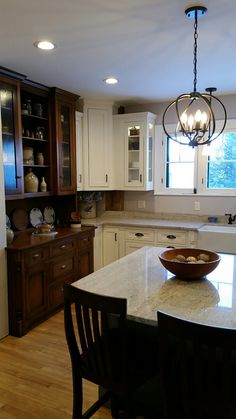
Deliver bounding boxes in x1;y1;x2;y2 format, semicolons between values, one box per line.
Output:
162;6;227;148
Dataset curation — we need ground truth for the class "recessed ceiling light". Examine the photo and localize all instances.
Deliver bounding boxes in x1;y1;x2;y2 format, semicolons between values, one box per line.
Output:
34;40;55;50
104;77;118;85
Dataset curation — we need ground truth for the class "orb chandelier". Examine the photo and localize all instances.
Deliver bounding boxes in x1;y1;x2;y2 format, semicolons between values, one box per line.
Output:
162;6;227;148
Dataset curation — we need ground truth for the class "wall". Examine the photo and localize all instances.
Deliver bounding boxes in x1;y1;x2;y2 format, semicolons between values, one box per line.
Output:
0;117;8;338
122;94;236;218
124;190;236;219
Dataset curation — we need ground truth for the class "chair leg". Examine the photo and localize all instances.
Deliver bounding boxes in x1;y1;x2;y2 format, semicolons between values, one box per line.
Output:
72;373;83;419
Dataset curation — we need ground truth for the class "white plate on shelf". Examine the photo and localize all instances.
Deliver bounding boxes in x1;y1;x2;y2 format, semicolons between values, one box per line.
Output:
6;215;11;229
29;208;43;227
43;206;55;224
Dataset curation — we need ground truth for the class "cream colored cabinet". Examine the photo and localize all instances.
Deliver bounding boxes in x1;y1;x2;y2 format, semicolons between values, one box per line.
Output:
156;229;197;248
76;111;83;191
121;227;155;256
103;227;119;266
113;112;157;190
94;225;103;271
83;101;113;190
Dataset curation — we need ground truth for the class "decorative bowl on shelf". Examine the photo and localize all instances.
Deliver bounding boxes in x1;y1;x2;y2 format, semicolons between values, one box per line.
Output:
159;248;221;280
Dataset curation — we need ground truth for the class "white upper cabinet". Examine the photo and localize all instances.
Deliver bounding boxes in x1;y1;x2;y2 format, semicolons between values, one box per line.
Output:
83;101;113;190
113;112;157;190
76;111;83;191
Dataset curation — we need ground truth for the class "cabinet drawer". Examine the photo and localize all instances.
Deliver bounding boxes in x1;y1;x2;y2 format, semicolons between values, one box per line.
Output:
24;246;49;267
51;252;77;280
51;238;76;257
78;234;92;250
125;229;155;243
157;230;187;245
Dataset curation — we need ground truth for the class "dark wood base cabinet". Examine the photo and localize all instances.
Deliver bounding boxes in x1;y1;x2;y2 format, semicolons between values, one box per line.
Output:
6;226;95;337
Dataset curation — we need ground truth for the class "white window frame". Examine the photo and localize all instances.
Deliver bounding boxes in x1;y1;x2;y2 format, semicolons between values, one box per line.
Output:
155;120;236;196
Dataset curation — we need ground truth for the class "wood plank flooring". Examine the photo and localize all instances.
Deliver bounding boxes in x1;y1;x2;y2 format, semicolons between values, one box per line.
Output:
0;310;112;419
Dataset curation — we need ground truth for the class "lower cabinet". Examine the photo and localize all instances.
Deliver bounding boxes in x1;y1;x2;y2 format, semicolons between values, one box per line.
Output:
103;225;197;260
103;227;119;266
6;227;94;336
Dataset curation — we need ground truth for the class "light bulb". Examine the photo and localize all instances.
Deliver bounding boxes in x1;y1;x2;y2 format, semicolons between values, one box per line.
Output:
188;114;194;132
195;109;202;122
201;111;208;130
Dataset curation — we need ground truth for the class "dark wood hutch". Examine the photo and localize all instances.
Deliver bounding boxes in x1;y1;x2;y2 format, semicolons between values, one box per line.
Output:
1;66;95;337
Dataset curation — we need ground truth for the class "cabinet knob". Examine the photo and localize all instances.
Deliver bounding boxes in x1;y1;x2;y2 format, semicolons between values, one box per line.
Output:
33;253;40;258
166;235;176;240
135;233;144;237
60;244;66;249
61;264;66;270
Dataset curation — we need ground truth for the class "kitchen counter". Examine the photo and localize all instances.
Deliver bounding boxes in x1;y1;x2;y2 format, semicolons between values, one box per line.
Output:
82;216;204;230
72;246;236;329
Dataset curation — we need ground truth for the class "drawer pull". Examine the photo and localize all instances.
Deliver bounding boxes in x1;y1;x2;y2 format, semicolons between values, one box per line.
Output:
61;264;66;270
166;235;176;240
60;244;66;249
33;253;40;259
135;233;144;237
83;238;88;242
166;246;175;248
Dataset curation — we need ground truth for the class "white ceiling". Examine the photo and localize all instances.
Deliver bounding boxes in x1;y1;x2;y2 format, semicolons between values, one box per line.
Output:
1;0;236;104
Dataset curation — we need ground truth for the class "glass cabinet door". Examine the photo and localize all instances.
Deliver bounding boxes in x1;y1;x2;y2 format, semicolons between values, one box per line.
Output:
60;104;71;188
148;122;154;183
56;96;76;194
125;124;143;186
0;81;23;196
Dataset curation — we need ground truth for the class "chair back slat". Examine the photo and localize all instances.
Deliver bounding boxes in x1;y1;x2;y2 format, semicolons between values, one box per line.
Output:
158;311;236;419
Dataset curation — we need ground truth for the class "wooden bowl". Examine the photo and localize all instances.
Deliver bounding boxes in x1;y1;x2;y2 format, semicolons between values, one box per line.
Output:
159;248;221;280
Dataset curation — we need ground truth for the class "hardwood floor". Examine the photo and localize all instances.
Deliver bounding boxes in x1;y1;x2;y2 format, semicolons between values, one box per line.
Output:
0;310;112;419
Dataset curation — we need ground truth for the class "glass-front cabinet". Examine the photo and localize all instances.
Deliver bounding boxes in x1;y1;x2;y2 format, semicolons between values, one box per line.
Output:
126;123;143;185
52;88;78;195
21;82;52;196
0;78;23;197
113;112;157;191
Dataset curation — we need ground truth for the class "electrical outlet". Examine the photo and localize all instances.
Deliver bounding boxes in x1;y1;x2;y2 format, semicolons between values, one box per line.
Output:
138;200;146;209
194;201;200;211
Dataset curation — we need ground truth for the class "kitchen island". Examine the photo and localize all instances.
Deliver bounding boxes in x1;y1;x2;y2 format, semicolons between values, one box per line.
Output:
71;246;236;329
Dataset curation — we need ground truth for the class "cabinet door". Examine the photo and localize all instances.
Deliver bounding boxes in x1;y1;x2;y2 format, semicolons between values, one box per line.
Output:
94;225;103;271
21;83;52;197
25;265;48;320
1;79;23;197
84;105;112;189
103;228;119;266
76;111;83;190
78;248;94;279
57;99;76;193
124;122;144;187
51;88;78;195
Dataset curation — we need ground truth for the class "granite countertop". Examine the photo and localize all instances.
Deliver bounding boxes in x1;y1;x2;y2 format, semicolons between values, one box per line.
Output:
72;246;236;329
82;216;204;230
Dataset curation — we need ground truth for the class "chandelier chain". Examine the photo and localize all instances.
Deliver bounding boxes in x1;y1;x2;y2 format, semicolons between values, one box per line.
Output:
193;12;198;92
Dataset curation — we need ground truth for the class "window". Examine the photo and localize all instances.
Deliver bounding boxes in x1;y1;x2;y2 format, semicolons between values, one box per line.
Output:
155;120;236;196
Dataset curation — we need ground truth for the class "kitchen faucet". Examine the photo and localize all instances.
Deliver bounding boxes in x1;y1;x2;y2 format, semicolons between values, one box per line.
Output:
225;213;236;224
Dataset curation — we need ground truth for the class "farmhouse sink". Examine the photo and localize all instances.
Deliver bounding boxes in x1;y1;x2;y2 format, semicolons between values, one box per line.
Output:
198;224;236;254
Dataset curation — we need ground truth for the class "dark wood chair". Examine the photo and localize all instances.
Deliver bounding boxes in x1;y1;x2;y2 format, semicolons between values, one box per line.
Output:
64;283;160;419
157;311;236;419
